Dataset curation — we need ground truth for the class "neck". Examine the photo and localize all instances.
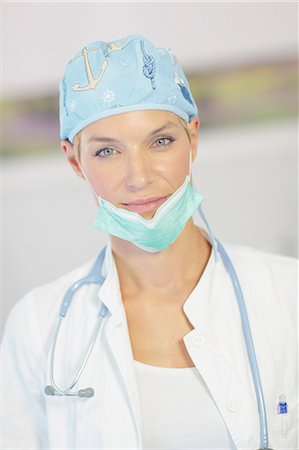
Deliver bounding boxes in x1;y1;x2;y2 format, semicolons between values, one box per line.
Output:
110;219;212;301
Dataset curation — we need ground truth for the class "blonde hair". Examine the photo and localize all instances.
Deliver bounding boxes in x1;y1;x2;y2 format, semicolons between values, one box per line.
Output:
178;116;192;143
72;115;192;160
73;131;81;161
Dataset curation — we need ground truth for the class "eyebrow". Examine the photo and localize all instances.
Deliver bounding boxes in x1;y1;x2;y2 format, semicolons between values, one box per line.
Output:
87;121;179;143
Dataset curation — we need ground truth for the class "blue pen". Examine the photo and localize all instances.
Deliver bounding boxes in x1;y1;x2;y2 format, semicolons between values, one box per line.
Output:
278;395;288;436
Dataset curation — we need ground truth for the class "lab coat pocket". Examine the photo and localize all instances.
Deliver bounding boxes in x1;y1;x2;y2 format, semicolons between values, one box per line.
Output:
268;398;298;449
44;393;104;449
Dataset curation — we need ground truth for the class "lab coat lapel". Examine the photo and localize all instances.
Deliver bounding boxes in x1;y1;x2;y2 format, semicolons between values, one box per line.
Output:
183;259;260;450
98;245;143;447
104;306;143;447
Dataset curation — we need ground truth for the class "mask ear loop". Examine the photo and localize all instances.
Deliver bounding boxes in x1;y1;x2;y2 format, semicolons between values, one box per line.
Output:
78;163;101;203
187;148;192;180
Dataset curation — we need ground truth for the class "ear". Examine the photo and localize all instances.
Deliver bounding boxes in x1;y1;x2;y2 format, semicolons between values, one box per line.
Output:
188;117;200;162
60;140;85;179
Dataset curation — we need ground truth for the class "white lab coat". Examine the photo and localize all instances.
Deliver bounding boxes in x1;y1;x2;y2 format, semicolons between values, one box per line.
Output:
1;233;298;450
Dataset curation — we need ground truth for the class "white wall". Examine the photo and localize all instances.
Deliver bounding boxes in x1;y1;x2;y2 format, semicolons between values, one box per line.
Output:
2;1;298;326
2;2;297;98
3;118;298;326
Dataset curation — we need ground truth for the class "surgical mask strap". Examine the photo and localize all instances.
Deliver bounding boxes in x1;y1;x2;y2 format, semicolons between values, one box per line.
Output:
188;149;192;178
79;163;100;201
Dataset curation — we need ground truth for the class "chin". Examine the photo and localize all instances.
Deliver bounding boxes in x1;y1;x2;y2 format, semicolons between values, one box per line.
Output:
140;211;156;220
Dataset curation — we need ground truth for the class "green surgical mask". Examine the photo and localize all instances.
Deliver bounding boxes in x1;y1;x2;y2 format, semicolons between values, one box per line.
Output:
93;175;204;252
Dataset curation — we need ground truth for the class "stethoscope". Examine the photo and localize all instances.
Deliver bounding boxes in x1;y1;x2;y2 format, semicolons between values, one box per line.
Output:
44;204;275;450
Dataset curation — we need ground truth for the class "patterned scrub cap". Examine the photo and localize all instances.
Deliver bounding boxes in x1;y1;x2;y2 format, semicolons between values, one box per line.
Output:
59;35;198;143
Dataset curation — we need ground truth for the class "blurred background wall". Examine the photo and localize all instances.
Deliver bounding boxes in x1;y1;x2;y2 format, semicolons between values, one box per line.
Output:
1;1;298;327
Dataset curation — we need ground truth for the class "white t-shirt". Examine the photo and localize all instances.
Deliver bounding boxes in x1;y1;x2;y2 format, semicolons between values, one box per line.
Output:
134;359;237;450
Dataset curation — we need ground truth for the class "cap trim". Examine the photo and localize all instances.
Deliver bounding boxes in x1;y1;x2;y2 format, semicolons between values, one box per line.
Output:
65;104;193;143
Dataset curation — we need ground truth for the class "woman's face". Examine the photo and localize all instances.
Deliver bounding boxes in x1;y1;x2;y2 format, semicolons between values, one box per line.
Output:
66;110;199;220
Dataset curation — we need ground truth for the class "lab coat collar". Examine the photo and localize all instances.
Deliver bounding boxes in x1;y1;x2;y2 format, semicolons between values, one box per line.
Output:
97;239;123;316
182;238;216;328
182;225;221;326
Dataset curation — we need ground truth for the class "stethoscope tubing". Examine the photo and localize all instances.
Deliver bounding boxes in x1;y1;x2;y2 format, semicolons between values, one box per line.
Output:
48;314;105;396
45;240;271;449
216;238;269;449
45;248;108;397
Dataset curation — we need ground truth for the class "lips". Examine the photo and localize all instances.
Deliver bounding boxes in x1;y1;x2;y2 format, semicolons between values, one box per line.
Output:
124;196;167;205
122;195;170;213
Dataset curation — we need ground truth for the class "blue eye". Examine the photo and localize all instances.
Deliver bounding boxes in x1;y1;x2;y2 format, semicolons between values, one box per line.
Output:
154;136;174;147
96;147;116;158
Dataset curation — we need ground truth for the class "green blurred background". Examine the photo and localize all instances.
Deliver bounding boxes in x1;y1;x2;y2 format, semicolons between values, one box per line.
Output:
1;58;297;157
2;2;298;326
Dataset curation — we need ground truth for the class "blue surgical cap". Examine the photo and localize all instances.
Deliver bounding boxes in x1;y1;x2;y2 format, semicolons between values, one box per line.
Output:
59;35;198;143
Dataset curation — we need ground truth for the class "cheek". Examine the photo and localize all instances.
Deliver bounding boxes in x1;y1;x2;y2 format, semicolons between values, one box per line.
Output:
80;158;119;200
159;148;190;187
95;172;120;201
177;150;190;175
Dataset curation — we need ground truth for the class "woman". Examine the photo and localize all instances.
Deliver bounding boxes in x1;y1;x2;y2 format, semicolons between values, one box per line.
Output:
1;35;297;450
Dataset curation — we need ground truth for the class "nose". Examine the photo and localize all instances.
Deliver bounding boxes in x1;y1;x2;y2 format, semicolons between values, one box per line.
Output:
125;152;154;191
